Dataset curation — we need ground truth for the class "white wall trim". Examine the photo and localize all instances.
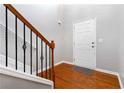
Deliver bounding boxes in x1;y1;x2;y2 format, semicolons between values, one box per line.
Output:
0;66;53;88
34;60;74;74
54;60;123;89
0;54;31;74
95;68;118;76
117;74;124;89
55;60;74;66
95;68;123;89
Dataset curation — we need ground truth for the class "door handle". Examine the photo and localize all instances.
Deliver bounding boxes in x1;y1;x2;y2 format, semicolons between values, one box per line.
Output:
92;46;95;48
92;42;95;44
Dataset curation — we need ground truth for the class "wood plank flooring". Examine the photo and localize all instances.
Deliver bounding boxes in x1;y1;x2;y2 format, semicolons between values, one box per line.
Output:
39;63;120;89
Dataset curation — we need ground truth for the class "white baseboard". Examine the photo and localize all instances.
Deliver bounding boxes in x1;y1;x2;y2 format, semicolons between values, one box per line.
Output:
55;60;123;89
95;68;123;89
117;74;124;89
33;66;49;75
33;61;74;74
55;60;74;66
95;68;118;76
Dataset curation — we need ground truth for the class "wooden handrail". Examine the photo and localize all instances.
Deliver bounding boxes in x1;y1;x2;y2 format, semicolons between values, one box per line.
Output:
4;4;51;47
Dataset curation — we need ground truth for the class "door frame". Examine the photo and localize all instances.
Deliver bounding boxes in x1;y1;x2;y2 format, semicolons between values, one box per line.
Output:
73;18;96;69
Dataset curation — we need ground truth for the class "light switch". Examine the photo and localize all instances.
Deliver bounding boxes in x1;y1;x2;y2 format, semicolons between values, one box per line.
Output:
98;38;103;43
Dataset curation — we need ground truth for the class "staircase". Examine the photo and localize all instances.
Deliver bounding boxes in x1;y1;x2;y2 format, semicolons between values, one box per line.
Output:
0;4;55;88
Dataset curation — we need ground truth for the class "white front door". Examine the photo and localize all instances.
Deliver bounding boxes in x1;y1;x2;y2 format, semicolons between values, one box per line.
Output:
73;18;96;69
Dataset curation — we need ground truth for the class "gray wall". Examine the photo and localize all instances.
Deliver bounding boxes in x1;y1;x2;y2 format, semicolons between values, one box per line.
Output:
119;5;124;85
62;5;123;72
0;73;52;89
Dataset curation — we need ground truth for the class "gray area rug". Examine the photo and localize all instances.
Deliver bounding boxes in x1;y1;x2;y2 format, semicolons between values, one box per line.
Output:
74;66;94;76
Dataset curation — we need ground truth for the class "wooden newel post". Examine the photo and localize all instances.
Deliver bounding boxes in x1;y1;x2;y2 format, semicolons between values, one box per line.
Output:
51;40;55;88
51;40;55;49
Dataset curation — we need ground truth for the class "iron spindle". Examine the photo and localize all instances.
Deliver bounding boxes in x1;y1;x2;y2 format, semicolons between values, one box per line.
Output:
15;16;17;70
36;35;38;76
49;47;51;80
41;40;43;77
30;30;32;74
23;24;26;72
45;44;47;78
5;7;8;67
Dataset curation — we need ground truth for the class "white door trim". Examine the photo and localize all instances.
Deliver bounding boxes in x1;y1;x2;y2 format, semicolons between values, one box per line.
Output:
73;18;96;69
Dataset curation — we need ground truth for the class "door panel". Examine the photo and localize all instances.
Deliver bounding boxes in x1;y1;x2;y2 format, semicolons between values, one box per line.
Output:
73;18;96;69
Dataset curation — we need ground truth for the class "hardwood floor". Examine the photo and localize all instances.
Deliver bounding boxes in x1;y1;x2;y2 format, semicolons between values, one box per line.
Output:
39;63;120;89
